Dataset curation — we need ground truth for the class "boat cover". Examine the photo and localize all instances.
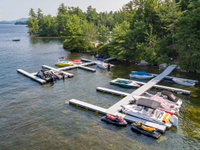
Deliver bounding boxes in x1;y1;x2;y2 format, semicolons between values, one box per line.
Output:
136;98;160;109
150;96;175;110
161;91;179;102
97;58;105;61
131;71;152;76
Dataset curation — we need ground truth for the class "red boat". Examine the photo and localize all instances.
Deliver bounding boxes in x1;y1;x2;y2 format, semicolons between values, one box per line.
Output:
70;59;82;64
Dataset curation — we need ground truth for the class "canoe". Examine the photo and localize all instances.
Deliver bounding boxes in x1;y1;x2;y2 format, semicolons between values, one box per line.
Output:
130;71;154;79
172;78;195;87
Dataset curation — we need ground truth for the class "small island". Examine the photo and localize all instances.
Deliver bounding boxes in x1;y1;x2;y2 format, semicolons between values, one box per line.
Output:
15;21;27;25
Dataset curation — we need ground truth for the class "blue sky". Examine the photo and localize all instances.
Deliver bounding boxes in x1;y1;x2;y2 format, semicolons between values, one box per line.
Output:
0;0;131;21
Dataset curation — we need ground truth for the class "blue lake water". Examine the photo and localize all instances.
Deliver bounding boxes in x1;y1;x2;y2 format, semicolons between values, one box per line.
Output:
0;24;200;150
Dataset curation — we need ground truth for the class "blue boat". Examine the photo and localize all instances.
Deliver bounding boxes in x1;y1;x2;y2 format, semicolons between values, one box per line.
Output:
129;71;154;79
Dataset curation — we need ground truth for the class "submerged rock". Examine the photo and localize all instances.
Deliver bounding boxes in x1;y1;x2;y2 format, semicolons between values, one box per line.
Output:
159;63;168;69
137;60;149;66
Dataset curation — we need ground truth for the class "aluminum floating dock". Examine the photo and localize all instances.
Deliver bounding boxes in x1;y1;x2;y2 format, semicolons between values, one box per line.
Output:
17;69;46;84
107;65;177;115
69;99;166;133
131;71;198;84
111;78;191;95
96;87;129;97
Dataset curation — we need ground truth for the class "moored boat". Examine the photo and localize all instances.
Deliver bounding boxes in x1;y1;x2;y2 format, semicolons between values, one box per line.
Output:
36;69;55;82
129;71;154;79
55;57;74;66
172;78;195;87
121;98;178;127
70;59;82;64
96;62;114;69
132;95;179;115
101;114;127;126
111;78;140;88
145;90;182;107
131;121;161;138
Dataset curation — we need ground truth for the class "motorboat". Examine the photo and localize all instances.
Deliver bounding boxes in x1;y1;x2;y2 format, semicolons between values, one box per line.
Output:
131;122;161;138
129;71;154;79
101;114;127;126
111;78;140;88
55;57;74;66
50;70;68;79
145;91;182;107
70;59;82;64
132;95;180;115
12;38;20;41
96;62;114;69
172;78;195;87
121;98;178;127
36;69;55;82
96;57;116;69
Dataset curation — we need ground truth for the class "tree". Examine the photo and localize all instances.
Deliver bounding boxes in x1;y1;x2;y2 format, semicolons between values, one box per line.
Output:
29;8;36;18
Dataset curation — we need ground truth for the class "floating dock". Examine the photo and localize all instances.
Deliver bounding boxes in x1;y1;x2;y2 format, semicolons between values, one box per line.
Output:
111;78;191;95
106;65;177;115
69;99;166;133
131;71;198;84
96;87;129;97
69;65;177;132
17;69;46;84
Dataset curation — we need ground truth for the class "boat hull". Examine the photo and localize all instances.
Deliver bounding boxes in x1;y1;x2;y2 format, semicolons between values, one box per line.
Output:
101;116;127;126
129;74;154;79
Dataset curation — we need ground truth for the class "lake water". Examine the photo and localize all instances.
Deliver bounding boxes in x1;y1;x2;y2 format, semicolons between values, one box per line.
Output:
0;24;200;150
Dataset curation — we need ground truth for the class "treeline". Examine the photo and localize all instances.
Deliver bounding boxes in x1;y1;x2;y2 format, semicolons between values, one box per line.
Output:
27;0;200;73
15;21;27;25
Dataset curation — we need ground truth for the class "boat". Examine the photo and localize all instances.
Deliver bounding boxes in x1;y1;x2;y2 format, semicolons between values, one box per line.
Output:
96;62;114;69
36;69;55;82
131;122;161;138
70;59;82;64
12;38;20;41
129;71;154;79
172;78;195;87
132;95;179;115
110;78;140;88
97;58;105;61
50;70;68;79
121;98;178;127
55;57;74;66
101;114;127;126
145;90;182;107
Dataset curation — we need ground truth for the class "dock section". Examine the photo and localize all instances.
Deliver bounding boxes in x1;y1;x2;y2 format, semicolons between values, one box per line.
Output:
112;78;191;95
17;69;46;84
69;99;166;133
107;65;177;115
96;87;129;97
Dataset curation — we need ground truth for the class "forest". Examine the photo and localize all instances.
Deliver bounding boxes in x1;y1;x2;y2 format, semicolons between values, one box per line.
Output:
27;0;200;73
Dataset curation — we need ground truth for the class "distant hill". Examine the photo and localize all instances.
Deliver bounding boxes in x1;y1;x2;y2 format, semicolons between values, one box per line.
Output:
0;18;28;24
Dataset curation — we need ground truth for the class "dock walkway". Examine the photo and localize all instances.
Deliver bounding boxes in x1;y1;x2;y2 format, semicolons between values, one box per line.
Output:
107;65;177;115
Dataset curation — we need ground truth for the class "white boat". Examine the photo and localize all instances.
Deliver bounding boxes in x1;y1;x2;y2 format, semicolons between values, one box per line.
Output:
129;71;154;79
132;95;180;115
55;57;74;66
172;78;195;87
110;78;140;88
145;91;182;107
96;62;114;69
121;99;178;127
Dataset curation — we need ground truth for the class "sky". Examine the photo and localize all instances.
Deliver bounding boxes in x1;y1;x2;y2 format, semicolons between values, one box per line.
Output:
0;0;131;21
